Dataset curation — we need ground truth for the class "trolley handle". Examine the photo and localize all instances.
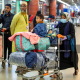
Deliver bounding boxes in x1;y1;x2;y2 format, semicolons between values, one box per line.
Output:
0;28;6;32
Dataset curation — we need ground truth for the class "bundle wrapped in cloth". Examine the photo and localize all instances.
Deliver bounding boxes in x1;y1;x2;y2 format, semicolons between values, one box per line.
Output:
35;38;50;51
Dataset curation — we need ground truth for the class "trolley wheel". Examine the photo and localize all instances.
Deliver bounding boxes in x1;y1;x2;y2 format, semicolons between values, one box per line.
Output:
2;61;5;69
39;78;44;80
22;78;28;80
22;78;35;80
57;73;63;80
40;76;44;78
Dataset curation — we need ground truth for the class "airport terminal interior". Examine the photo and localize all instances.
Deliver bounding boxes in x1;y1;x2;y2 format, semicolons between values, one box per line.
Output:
0;0;80;80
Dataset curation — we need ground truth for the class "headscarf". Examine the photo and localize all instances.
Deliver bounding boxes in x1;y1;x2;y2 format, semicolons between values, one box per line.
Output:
62;12;70;21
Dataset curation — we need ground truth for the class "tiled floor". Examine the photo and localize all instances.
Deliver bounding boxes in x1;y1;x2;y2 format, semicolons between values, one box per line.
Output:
0;27;80;80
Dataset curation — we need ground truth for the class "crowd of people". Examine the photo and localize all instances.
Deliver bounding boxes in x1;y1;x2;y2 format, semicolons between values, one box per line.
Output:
0;1;79;78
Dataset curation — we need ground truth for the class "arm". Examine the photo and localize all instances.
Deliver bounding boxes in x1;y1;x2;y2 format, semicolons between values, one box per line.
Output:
0;10;5;24
34;26;39;35
10;14;19;35
0;14;3;24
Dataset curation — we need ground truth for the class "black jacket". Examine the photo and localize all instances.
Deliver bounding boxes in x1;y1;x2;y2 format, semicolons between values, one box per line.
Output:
0;13;14;32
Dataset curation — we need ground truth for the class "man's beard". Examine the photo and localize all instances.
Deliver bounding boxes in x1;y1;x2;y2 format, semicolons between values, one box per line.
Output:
4;11;10;15
21;10;26;13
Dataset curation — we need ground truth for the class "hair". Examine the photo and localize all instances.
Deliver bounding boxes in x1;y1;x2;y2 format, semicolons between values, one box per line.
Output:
48;29;52;32
36;14;44;20
36;11;41;15
61;13;66;18
5;4;11;8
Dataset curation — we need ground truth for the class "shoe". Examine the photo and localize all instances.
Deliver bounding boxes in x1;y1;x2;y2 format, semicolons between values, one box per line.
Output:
73;70;79;75
8;63;10;67
50;74;57;78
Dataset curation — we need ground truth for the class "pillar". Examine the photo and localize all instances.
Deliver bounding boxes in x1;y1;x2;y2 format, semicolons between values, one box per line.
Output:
59;3;63;12
49;0;56;16
28;0;39;17
2;0;4;10
16;1;20;14
28;0;39;31
42;3;46;16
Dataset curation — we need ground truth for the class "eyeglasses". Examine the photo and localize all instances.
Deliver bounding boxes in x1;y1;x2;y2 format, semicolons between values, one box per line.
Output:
20;6;27;8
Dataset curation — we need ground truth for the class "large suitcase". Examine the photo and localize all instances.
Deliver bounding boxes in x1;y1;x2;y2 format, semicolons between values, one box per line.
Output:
0;35;2;58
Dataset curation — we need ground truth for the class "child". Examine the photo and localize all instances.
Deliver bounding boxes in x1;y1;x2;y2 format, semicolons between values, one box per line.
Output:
32;14;47;37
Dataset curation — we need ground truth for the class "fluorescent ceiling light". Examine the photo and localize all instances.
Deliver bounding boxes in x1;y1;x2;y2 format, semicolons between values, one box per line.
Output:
72;0;74;2
57;0;70;6
75;3;79;9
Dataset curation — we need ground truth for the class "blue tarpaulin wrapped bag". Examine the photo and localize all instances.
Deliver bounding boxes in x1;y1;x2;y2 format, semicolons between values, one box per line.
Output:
25;51;45;69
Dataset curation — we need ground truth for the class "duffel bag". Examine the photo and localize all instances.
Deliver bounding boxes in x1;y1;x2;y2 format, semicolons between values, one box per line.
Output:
14;35;35;52
35;38;50;50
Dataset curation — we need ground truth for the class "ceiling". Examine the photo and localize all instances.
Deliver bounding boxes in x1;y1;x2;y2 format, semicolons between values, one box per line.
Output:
61;0;80;5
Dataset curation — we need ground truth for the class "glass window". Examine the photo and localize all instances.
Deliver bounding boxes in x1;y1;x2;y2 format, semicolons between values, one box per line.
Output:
11;2;16;14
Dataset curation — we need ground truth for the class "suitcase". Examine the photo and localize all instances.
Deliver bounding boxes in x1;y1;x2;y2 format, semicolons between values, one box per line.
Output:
0;35;2;58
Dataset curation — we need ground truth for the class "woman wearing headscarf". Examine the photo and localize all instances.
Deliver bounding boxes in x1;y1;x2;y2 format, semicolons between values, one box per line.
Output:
50;12;79;78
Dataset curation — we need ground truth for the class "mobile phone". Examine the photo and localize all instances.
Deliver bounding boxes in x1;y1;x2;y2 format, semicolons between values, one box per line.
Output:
3;11;4;13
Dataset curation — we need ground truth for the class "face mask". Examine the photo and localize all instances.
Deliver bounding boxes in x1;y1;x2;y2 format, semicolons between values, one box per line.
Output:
60;19;66;23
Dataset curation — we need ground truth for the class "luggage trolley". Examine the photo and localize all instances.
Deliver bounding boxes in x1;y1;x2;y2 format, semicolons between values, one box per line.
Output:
0;28;5;68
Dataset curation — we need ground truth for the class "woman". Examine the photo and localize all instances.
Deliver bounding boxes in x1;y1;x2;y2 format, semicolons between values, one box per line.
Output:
33;10;41;27
50;12;79;78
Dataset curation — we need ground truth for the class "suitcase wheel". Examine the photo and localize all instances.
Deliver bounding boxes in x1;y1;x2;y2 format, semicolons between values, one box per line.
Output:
22;78;35;80
57;72;63;80
2;61;5;69
39;78;44;80
22;78;28;80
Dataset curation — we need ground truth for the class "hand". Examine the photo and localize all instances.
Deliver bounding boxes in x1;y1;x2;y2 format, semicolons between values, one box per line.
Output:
2;9;5;14
63;36;66;39
31;28;34;32
3;28;7;31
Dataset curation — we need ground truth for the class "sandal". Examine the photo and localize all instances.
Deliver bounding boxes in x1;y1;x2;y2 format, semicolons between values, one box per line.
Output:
15;66;22;73
15;70;22;73
73;70;79;75
18;70;27;75
50;74;57;78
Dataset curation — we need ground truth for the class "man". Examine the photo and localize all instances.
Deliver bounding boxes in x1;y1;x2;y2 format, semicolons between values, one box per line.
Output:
0;4;14;65
10;1;28;52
